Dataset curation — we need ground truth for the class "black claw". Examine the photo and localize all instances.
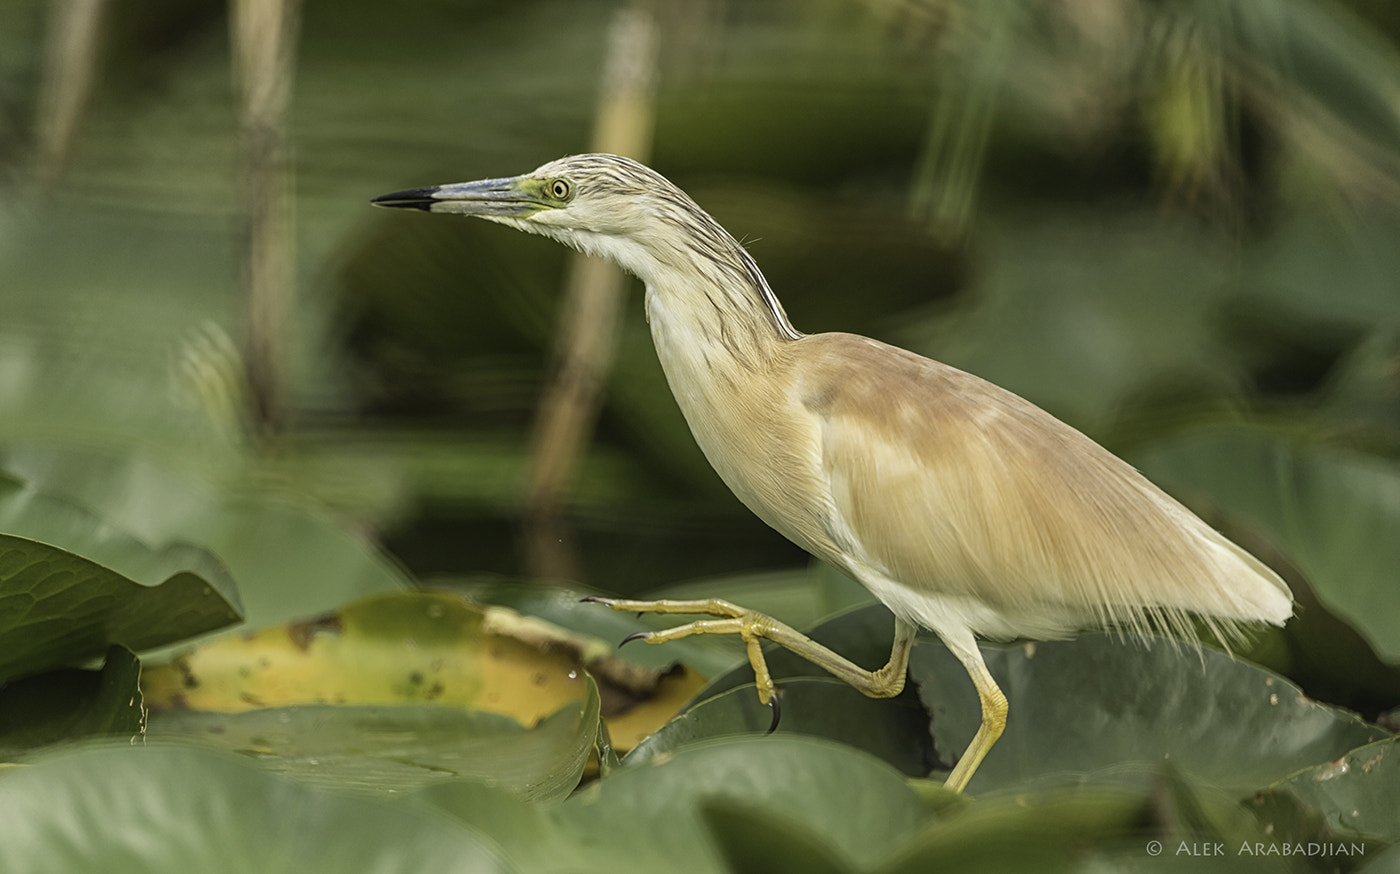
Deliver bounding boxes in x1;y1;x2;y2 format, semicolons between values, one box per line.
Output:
619;631;648;648
765;693;782;735
580;596;601;603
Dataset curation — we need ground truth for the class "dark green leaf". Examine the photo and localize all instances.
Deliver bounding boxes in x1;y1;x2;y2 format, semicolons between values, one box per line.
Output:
877;786;1153;874
0;485;242;685
82;644;144;735
0;644;143;756
1256;737;1400;842
626;678;936;778
913;634;1386;795
1244;782;1389;866
700;800;857;874
879;772;1321;874
1364;846;1400;873
424;735;926;874
0;743;507;873
0;446;410;633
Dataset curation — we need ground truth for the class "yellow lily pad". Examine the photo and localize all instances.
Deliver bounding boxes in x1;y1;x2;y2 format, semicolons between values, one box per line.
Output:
143;590;707;749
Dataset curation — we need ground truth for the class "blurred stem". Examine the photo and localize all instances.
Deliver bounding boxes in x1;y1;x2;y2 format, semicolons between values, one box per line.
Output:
910;3;1014;237
522;1;660;583
34;0;109;191
231;0;301;434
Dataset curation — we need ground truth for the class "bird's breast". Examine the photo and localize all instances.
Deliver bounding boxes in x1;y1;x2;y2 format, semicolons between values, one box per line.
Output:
645;289;841;561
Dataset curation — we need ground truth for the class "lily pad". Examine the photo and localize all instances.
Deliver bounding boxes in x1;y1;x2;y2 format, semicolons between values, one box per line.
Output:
0;484;242;685
149;676;600;801
144;589;701;758
1255;737;1400;842
878;786;1157;874
879;768;1333;874
0;644;144;756
142;591;591;725
699;800;859;874
0;445;410;633
913;634;1387;795
422;734;926;874
0;743;507;874
626;678;937;778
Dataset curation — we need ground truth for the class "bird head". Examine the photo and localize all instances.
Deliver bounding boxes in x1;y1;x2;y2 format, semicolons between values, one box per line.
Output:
373;153;800;343
372;154;688;273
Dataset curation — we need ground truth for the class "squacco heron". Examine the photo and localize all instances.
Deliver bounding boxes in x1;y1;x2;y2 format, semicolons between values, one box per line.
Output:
373;154;1293;792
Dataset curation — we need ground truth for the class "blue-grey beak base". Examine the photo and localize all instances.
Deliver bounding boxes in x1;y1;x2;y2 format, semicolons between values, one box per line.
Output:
371;177;542;218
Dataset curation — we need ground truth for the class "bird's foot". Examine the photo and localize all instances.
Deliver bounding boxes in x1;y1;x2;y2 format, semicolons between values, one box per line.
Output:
582;596;785;723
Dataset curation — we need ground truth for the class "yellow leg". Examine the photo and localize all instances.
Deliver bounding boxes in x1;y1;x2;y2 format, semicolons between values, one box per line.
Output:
585;597;916;706
590;596;1006;793
942;640;1008;793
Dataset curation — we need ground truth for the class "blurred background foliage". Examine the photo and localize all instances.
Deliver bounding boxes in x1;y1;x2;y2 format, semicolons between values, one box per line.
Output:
2;0;1400;863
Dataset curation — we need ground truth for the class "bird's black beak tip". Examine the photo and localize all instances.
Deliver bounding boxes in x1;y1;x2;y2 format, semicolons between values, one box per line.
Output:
370;187;439;210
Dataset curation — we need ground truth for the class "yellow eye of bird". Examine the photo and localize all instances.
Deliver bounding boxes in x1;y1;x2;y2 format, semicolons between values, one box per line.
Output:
549;179;572;201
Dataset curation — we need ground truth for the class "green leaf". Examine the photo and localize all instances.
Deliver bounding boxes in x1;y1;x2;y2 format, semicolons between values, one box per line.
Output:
0;484;242;685
877;786;1153;874
0;644;144;756
882;770;1331;874
1363;846;1400;873
1256;737;1400;842
626;678;936;778
423;735;926;874
699;800;858;874
149;675;600;801
571;736;926;872
0;446;409;634
912;634;1386;795
1243;779;1390;866
0;743;507;874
